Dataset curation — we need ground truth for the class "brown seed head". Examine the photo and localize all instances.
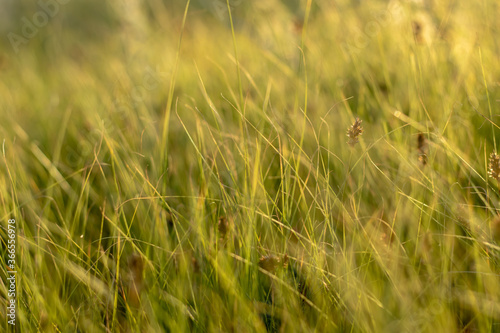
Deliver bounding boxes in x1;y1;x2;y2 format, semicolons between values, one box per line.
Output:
281;254;289;268
127;253;144;308
347;117;363;146
412;20;423;43
491;215;500;241
488;152;500;181
258;254;289;273
218;217;230;238
417;133;428;166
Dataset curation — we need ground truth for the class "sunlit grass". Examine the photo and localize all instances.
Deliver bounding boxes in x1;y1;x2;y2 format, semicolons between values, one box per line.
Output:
1;0;500;331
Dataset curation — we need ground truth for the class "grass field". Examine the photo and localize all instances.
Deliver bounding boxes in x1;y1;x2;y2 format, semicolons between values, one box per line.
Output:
1;0;500;331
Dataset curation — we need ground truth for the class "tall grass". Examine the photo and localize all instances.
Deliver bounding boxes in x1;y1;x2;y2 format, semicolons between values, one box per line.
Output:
1;0;500;331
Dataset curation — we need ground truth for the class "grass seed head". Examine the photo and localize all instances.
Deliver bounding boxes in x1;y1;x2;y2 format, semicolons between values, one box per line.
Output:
258;255;281;273
218;216;230;238
192;255;200;273
127;253;145;308
258;254;288;273
347;117;363;146
412;20;423;43
488;152;500;181
281;254;289;268
491;215;500;241
417;133;428;166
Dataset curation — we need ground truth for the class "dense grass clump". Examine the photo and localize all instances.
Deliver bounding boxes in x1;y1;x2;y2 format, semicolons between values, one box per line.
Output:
1;0;500;331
